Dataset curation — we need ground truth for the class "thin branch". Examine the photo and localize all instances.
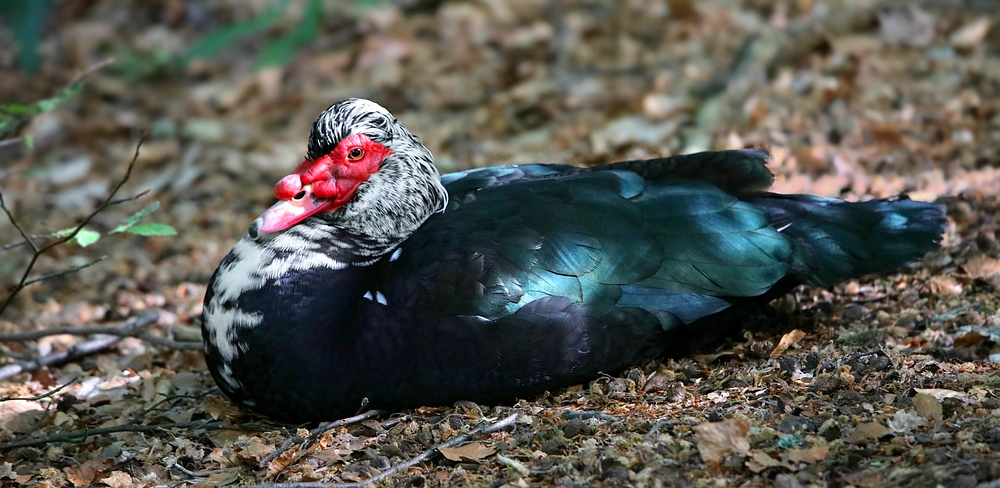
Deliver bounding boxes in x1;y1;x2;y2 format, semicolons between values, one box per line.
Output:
107;188;150;206
0;419;238;451
0;316;201;351
66;57;116;86
22;256;107;287
0;311;158;382
260;410;386;469
0;133;147;316
0;138;24;150
1;234;49;252
0;193;37;252
249;413;520;488
0;323;148;342
0;377;78;402
136;333;203;350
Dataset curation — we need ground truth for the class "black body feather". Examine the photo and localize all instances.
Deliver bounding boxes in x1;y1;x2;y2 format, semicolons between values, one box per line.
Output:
203;147;945;422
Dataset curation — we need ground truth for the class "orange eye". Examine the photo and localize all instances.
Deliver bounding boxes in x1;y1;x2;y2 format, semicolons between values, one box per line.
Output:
347;148;364;160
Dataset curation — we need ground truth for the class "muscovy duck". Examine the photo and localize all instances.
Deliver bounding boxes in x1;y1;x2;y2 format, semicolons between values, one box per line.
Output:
202;98;946;422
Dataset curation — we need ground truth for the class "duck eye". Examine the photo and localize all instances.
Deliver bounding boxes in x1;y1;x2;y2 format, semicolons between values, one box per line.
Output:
347;148;364;160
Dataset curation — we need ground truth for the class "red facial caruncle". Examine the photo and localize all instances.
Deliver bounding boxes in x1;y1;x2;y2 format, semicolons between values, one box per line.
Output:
250;133;392;236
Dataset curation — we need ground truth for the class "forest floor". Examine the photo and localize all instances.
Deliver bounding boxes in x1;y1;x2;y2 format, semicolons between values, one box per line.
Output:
2;1;1000;487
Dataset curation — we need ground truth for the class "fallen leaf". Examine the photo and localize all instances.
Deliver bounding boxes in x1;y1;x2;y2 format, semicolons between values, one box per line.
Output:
202;469;240;487
929;275;963;296
101;471;133;488
439;442;495;462
770;330;807;358
787;445;829;463
746;451;785;473
237;437;274;462
64;465;97;487
887;409;926;433
954;330;988;348
950;18;991;49
694;418;751;469
497;455;530;476
964;255;1000;280
913;393;943;423
849;422;893;443
879;6;935;47
913;388;967;401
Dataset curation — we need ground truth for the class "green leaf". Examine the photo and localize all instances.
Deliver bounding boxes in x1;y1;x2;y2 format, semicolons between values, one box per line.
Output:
111;201;160;234
256;0;321;69
183;2;285;64
126;223;177;236
36;83;83;113
73;229;101;247
23;135;33;149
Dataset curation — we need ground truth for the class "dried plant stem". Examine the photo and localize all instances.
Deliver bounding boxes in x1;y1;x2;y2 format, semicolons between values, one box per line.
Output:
0;377;78;403
249;413;519;488
260;410;387;469
0;311;159;382
0;134;147;316
0;419;269;451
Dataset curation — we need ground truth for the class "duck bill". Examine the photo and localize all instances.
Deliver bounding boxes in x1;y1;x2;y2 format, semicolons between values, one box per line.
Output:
249;196;337;237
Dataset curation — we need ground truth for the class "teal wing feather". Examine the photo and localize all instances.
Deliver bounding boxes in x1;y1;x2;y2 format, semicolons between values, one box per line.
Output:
383;152;794;333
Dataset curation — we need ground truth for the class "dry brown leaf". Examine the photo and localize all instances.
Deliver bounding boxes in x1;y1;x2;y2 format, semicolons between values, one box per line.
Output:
951;18;991;48
769;330;806;358
746;451;785;473
787;445;829;463
929;275;963;296
65;467;95;487
914;388;967;401
202;469;241;487
964;255;1000;279
954;330;987;348
438;441;495;462
238;437;274;462
266;449;298;478
913;393;943;423
101;471;134;488
849;422;893;443
694;418;751;469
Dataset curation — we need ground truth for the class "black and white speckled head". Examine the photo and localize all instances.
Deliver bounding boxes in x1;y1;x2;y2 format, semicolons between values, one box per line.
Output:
250;98;448;255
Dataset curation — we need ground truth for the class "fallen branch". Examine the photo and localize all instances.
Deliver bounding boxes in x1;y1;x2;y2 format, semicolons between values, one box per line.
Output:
0;311;159;382
260;410;386;469
249;413;519;488
0;133;147;316
0;377;78;403
0;419;268;451
0;58;115;152
0;315;202;352
134;333;203;350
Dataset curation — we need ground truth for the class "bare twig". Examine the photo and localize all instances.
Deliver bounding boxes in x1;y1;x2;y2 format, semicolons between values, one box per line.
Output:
0;311;158;382
0;377;78;402
260;410;386;474
21;256;108;287
0;194;37;252
66;57;116;86
0;58;115;156
0;134;147;316
249;413;519;488
0;419;245;451
135;333;203;350
0;315;202;352
1;235;48;252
